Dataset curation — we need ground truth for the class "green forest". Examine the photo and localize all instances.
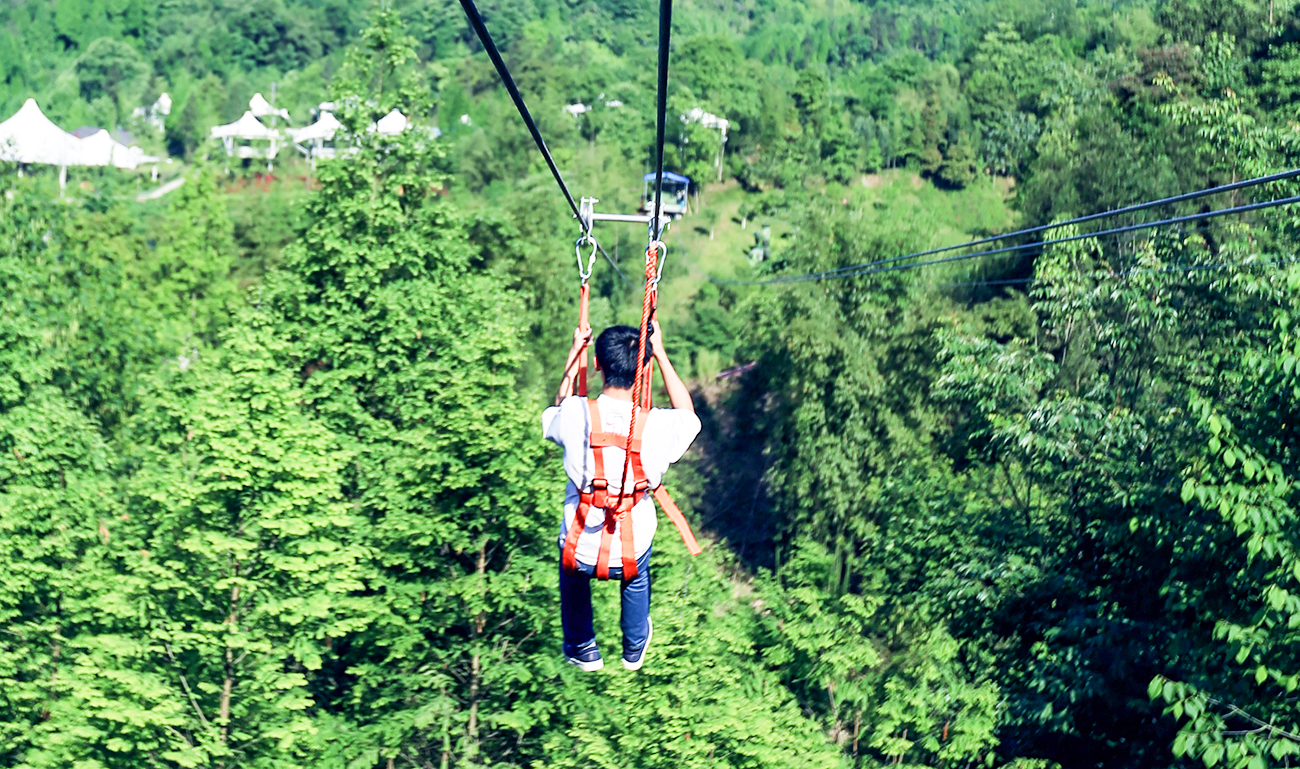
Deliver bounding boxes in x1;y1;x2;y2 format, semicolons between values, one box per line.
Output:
4;0;1300;765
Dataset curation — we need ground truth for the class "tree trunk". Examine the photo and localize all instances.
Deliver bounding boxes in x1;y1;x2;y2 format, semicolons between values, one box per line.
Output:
467;544;487;759
220;582;239;746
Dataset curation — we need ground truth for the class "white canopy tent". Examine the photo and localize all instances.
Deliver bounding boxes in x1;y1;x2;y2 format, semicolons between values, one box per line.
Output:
372;109;409;136
249;92;290;122
70;128;159;169
287;110;343;162
0;99;167;191
210;111;281;164
0;98;82;168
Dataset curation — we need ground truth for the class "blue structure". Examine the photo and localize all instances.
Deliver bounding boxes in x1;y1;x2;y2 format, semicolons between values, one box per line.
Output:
642;171;690;218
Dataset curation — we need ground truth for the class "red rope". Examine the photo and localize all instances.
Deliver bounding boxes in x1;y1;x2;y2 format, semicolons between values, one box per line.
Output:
615;243;658;508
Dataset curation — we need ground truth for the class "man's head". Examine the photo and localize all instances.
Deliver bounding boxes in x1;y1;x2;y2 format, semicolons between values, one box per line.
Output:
595;325;653;389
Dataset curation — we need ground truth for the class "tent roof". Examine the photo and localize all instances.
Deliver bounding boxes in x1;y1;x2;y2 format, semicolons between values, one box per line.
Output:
643;171;690;185
0;98;82;165
118;145;160;169
68;128;160;169
69;129;118;167
210;111;279;140
373;108;408;135
288;111;343;143
249;93;290;121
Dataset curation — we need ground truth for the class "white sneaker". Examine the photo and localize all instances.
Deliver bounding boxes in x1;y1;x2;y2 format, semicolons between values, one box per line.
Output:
565;646;604;672
622;618;653;671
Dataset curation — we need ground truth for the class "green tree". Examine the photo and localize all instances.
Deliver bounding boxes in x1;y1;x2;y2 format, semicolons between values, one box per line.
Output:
33;320;366;768
75;36;147;122
937;129;979;187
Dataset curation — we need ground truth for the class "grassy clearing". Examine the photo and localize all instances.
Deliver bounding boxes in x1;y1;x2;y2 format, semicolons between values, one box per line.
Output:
647;169;1019;326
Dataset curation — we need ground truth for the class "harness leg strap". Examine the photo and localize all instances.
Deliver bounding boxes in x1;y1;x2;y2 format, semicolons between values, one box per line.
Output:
653;486;702;556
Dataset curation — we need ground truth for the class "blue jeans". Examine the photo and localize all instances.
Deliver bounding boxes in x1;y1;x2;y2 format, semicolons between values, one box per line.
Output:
560;546;652;660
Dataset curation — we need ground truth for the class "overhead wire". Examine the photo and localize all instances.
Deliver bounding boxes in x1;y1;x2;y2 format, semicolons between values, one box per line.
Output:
931;209;1297;288
456;0;632;286
719;193;1300;286
648;0;673;243
717;169;1300;286
935;255;1300;290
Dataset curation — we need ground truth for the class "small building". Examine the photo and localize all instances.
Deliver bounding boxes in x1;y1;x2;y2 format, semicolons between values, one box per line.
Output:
643;171;690;218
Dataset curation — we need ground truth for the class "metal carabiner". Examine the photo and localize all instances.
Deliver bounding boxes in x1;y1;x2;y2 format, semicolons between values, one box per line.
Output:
647;240;668;286
575;234;598;282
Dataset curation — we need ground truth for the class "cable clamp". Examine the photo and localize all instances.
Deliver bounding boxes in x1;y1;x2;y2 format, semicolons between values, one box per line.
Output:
578;197;597;236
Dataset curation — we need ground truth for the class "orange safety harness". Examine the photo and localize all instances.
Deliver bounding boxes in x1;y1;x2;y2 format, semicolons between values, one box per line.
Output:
562;239;702;580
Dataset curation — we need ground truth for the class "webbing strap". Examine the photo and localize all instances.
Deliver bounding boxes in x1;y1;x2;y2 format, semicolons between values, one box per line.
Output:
653;486;702;555
576;283;591;397
628;449;701;556
562;497;588;574
591;433;642;453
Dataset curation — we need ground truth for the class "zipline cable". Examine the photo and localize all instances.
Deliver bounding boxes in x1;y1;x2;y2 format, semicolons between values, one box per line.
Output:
456;0;631;287
648;0;673;242
931;209;1297;288
722;194;1300;285
596;241;633;287
457;0;579;221
935;254;1300;289
617;0;673;510
718;168;1300;286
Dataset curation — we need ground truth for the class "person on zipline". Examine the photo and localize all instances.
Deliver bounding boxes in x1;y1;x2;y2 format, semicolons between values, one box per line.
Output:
542;319;700;672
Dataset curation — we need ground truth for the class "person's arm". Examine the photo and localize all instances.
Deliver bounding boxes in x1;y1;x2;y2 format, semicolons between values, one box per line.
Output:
554;326;592;406
649;318;694;412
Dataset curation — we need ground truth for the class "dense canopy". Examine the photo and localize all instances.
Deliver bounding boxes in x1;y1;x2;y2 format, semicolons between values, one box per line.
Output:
2;0;1300;767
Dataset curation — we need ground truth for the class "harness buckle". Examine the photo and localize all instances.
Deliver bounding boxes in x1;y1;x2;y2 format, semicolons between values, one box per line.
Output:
590;478;608;508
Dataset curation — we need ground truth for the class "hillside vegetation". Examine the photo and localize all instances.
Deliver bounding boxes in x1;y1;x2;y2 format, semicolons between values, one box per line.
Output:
3;0;1300;767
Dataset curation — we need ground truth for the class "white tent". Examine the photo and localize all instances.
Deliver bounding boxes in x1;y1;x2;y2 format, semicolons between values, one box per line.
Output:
118;144;161;170
681;107;730;181
372;109;409;136
0;98;82;166
131;93;173;132
681;107;729;139
68;129;123;167
69;128;163;172
211;111;279;140
249;92;290;122
288;111;343;162
210;111;281;161
288;111;342;144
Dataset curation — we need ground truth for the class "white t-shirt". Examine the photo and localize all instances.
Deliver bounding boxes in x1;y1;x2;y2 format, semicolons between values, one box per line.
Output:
541;394;701;565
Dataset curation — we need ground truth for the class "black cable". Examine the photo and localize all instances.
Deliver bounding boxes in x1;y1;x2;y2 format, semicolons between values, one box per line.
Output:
724;194;1300;285
456;0;633;288
721;168;1300;286
935;255;1300;289
807;167;1300;281
649;0;672;242
597;241;632;286
457;0;581;222
932;208;1292;287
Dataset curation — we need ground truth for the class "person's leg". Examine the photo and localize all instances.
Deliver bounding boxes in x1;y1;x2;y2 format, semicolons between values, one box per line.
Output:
620;547;652;660
559;558;598;659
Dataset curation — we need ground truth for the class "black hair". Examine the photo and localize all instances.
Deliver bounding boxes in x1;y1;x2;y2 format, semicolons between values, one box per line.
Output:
595;325;653;389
